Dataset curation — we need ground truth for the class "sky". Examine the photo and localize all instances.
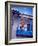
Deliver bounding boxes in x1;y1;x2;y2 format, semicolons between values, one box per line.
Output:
11;5;33;15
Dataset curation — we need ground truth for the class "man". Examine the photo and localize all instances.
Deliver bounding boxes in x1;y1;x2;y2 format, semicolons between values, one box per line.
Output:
17;17;27;31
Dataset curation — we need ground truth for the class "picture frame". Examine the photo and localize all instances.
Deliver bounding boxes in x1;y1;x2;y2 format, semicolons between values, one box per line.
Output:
5;1;37;45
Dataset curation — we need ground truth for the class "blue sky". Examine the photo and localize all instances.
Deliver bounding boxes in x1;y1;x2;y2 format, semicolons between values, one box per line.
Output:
11;6;33;15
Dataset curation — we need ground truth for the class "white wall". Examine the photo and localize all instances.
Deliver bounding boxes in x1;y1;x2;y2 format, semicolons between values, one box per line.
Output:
0;0;38;46
8;0;38;3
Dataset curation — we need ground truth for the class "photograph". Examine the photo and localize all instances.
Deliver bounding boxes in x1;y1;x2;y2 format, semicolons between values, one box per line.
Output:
10;5;33;39
5;1;37;44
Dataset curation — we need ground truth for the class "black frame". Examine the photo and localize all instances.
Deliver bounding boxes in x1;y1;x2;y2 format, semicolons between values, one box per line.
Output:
5;1;37;45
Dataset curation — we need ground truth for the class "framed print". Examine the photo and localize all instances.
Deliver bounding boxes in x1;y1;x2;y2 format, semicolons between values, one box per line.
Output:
5;1;37;45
